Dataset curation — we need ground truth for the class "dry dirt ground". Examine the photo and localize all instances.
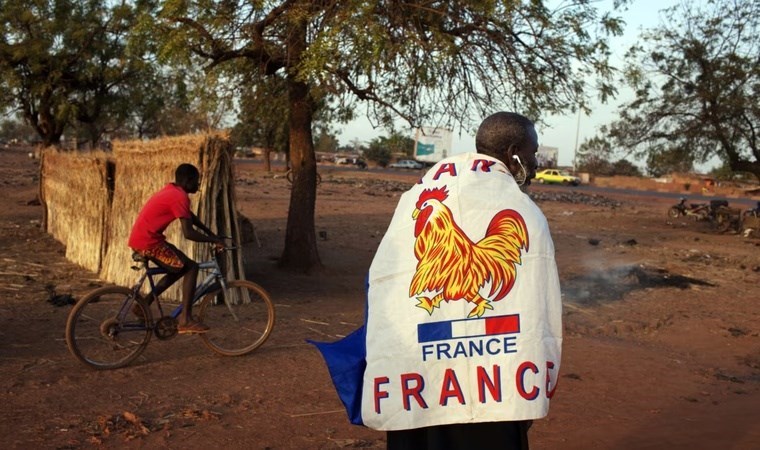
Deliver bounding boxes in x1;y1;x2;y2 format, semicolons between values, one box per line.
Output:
1;145;759;449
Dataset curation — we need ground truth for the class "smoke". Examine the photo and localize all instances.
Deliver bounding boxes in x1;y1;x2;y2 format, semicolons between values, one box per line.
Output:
562;264;714;305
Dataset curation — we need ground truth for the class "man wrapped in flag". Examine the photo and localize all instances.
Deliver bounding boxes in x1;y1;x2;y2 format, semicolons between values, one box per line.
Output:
312;112;562;449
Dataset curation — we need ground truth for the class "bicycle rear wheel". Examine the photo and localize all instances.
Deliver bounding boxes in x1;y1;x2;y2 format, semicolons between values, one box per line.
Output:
197;280;275;356
286;170;321;185
65;286;152;370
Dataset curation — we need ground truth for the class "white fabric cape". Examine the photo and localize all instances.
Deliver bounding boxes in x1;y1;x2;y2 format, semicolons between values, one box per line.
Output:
362;153;563;430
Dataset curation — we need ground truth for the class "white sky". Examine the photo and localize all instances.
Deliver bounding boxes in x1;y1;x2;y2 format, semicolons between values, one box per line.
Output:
337;0;699;168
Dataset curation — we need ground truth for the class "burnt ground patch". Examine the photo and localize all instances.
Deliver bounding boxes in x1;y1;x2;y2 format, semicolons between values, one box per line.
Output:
562;265;715;305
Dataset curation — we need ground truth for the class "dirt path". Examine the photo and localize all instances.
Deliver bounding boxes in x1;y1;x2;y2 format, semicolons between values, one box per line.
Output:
0;147;758;449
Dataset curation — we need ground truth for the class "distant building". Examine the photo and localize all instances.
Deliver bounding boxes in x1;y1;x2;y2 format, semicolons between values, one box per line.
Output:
537;146;558;168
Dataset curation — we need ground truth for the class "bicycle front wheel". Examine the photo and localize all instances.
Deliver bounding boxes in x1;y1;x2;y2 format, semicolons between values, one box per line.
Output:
197;280;275;356
65;286;152;370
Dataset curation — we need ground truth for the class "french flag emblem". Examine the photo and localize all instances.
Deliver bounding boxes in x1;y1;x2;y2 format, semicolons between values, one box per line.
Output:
417;314;521;343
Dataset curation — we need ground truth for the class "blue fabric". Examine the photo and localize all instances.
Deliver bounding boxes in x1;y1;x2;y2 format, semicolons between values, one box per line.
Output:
308;325;367;425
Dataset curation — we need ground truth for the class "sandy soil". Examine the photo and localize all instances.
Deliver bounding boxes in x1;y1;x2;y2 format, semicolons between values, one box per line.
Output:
0;145;758;449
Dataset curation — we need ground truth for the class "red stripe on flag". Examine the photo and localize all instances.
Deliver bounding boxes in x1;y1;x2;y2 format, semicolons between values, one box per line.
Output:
484;315;520;335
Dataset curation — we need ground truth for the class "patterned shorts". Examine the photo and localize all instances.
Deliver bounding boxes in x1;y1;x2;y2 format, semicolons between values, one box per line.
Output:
138;242;186;272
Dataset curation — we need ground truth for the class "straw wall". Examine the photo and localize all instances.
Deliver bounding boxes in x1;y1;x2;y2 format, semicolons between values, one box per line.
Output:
40;150;111;272
41;134;244;303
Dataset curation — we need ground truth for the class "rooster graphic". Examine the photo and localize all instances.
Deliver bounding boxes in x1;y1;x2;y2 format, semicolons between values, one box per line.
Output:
410;186;529;318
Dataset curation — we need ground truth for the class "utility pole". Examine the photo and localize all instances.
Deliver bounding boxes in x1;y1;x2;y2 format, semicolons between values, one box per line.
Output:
573;108;581;173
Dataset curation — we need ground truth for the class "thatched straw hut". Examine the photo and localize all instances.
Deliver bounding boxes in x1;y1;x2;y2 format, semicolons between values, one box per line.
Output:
40;134;244;302
40;150;113;272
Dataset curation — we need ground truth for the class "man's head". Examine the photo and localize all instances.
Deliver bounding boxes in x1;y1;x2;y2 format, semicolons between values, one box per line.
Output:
175;163;200;194
475;112;539;189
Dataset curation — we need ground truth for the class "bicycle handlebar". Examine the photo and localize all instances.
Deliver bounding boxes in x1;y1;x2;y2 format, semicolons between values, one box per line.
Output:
210;243;238;257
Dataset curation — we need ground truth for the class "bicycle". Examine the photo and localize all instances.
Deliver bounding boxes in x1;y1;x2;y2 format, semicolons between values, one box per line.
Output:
285;167;322;185
65;245;275;370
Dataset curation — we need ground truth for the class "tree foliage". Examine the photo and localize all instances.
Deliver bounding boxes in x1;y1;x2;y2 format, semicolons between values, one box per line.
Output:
577;133;616;175
125;65;227;139
385;132;416;158
230;74;289;150
601;0;759;180
0;0;149;146
576;133;642;176
364;137;392;167
152;0;625;272
314;130;339;154
645;147;694;178
364;132;415;166
610;159;641;177
229;71;339;171
0;118;36;143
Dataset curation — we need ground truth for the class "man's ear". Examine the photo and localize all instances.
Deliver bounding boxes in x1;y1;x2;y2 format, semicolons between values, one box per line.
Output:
505;144;519;172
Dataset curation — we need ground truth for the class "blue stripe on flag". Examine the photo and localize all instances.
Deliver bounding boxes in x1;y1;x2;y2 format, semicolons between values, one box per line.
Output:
417;321;452;342
418;314;520;343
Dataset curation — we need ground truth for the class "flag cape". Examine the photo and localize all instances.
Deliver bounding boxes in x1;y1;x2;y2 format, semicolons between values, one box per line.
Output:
310;326;366;424
312;153;562;430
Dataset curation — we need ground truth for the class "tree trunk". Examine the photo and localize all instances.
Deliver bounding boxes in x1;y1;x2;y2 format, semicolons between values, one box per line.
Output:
26;109;64;147
278;19;321;272
720;134;760;182
24;90;65;147
84;122;101;150
263;147;272;172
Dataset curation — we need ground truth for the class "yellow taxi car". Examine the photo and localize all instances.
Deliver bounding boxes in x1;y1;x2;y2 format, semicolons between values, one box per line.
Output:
534;169;581;186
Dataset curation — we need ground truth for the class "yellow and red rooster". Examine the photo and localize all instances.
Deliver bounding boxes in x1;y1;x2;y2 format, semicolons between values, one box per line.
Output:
410;186;529;318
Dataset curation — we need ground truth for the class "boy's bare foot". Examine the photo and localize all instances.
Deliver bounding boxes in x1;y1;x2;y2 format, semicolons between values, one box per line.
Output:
177;321;210;334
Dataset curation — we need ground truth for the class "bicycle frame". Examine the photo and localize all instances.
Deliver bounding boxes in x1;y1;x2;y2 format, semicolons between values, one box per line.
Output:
125;253;229;323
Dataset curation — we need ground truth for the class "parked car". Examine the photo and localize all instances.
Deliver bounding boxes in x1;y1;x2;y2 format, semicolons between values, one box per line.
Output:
335;156;367;168
389;159;424;169
534;169;580;186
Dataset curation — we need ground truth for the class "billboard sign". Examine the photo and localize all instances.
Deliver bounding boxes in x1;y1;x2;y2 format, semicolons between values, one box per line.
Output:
414;127;453;163
537;146;558;169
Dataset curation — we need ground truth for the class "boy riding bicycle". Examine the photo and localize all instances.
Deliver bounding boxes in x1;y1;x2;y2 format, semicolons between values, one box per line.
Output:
128;163;224;334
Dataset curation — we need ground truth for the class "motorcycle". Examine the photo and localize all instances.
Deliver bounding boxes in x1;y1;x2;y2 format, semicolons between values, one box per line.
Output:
669;198;741;232
742;202;760;237
743;201;760;219
668;197;710;220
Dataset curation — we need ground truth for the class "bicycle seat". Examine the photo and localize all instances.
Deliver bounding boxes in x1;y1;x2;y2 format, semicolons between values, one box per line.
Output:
131;252;148;263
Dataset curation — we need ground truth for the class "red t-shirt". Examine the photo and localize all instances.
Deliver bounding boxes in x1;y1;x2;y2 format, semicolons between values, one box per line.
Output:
128;183;192;251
